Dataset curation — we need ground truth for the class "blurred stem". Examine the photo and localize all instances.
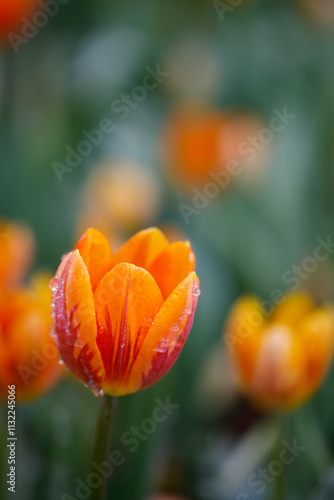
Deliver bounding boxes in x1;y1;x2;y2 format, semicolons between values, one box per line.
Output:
91;395;117;500
271;466;284;500
271;415;289;500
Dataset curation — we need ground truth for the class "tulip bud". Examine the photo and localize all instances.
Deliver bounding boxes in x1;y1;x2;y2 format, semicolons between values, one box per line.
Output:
50;227;200;397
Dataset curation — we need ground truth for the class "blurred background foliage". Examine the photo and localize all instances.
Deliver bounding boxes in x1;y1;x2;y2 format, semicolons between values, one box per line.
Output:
1;0;334;499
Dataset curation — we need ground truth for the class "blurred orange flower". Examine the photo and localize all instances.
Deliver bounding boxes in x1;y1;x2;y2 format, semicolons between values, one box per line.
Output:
224;291;334;412
76;161;161;243
162;105;266;189
50;227;200;397
0;219;34;289
0;272;63;402
162;105;226;187
0;0;39;37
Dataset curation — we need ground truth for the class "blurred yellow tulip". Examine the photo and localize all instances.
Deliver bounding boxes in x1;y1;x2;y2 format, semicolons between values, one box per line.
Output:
224;291;334;412
76;161;161;242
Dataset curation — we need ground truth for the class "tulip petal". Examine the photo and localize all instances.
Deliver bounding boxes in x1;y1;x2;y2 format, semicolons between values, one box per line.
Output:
149;241;196;299
112;228;168;271
272;291;314;328
252;325;305;409
298;306;334;390
50;250;104;392
127;272;200;392
94;263;164;396
74;228;113;291
224;296;264;384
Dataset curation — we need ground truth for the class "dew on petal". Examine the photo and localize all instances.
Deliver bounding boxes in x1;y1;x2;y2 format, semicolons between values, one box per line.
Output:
156;341;168;353
49;277;58;292
74;338;83;348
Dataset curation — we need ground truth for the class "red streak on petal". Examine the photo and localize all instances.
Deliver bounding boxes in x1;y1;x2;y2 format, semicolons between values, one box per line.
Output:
141;293;198;390
97;274;152;387
52;254;102;389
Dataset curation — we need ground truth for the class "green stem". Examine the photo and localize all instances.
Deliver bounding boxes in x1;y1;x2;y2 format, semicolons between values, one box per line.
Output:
271;466;285;500
271;415;289;500
91;395;117;500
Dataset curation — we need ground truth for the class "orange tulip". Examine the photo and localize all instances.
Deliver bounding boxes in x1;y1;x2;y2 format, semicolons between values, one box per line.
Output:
0;219;34;289
224;291;334;412
162;105;266;189
50;228;200;397
0;273;63;402
162;105;226;187
0;0;39;38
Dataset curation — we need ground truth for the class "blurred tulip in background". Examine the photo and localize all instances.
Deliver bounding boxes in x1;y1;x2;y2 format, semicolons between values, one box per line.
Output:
76;161;161;243
0;273;63;402
0;0;39;38
162;104;268;190
224;291;334;412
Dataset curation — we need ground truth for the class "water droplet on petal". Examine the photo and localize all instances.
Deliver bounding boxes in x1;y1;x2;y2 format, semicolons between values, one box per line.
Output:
49;277;58;292
93;387;105;398
193;287;201;297
156;341;168;353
